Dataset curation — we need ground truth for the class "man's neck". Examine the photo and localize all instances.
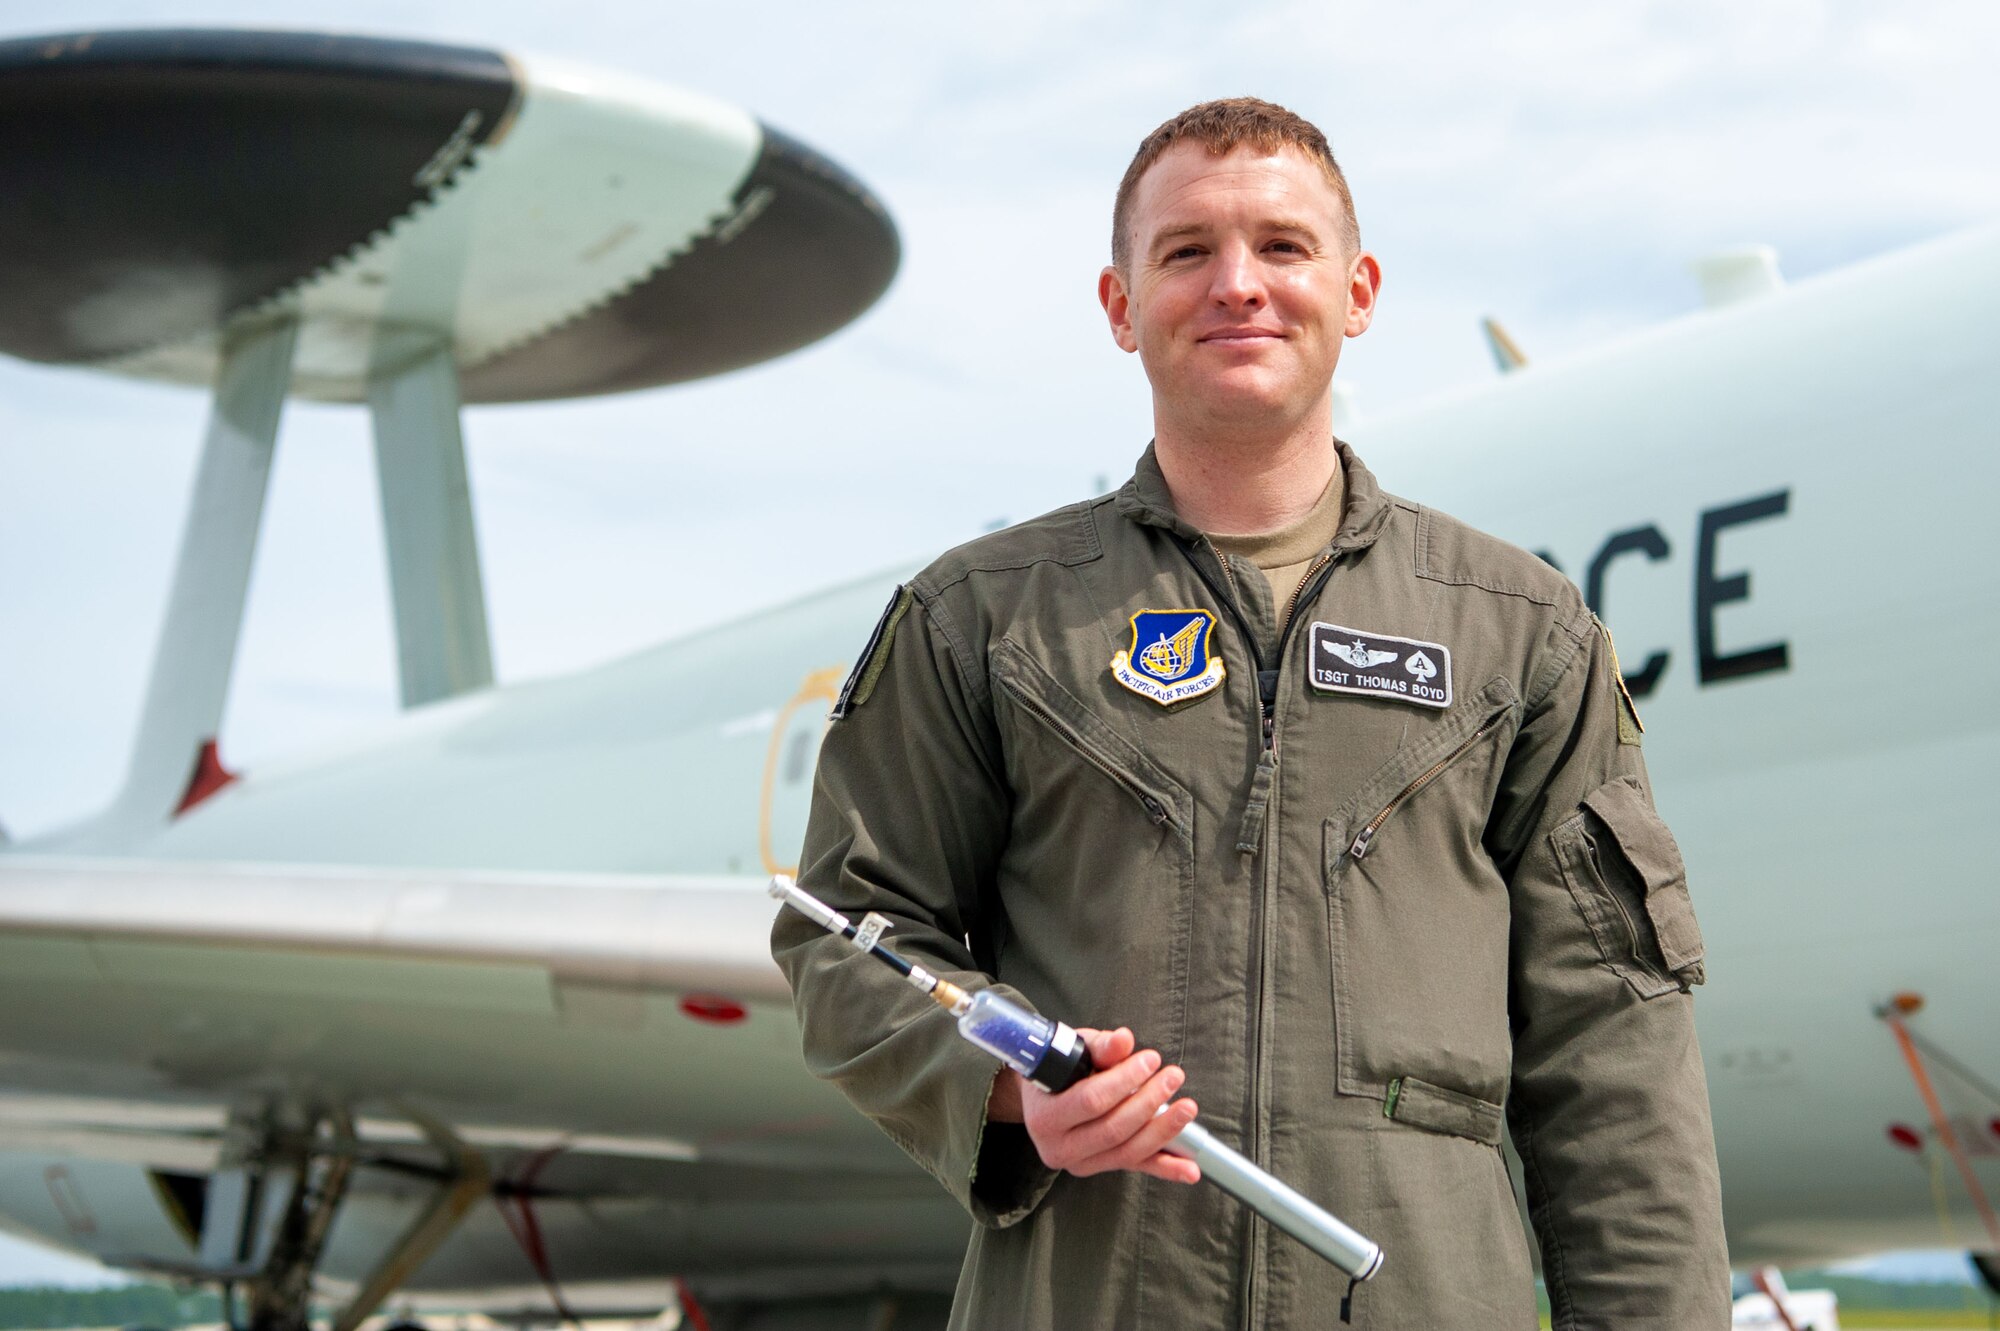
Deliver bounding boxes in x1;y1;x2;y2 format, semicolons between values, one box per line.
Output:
1152;396;1340;536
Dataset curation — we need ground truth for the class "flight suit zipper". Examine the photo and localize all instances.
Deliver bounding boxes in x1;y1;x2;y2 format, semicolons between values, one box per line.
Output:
1348;711;1509;859
995;677;1176;830
1280;553;1335;638
1178;536;1340;1331
1192;541;1338;752
1208;535;1245;601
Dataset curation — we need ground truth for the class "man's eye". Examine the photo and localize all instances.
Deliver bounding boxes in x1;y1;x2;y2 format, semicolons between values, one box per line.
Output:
1166;246;1201;261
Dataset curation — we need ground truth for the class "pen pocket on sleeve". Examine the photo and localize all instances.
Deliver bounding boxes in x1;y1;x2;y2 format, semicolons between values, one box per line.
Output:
1551;775;1706;998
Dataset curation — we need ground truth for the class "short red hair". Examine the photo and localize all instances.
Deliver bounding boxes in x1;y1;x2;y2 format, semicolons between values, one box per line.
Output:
1112;97;1360;271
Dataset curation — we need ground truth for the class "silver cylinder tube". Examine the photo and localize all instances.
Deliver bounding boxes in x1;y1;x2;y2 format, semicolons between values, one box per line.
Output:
768;873;849;935
1164;1121;1383;1280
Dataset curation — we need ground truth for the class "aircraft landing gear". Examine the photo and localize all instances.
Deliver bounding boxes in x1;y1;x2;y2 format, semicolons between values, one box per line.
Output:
242;1109;356;1331
316;1106;489;1331
204;1102;487;1331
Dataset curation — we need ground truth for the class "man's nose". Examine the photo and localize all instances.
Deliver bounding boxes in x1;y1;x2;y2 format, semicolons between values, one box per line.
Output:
1210;241;1266;307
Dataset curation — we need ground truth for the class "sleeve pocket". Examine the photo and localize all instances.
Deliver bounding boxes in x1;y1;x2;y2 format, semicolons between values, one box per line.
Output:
1553;775;1707;996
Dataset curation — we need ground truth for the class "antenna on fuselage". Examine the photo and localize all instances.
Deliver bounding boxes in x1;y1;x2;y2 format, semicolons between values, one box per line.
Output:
1693;245;1786;309
1481;317;1529;374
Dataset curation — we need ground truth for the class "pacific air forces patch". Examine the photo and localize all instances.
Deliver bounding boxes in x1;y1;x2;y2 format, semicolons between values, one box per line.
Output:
1307;621;1453;708
1111;609;1225;706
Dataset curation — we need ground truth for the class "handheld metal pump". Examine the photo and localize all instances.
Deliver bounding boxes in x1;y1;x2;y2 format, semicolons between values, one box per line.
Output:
768;874;1384;1295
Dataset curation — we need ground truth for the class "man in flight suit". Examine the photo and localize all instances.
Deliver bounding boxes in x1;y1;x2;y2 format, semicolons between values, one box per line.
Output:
772;98;1729;1328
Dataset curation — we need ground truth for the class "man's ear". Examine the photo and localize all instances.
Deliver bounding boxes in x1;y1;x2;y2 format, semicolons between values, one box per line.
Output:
1344;252;1382;339
1099;266;1139;353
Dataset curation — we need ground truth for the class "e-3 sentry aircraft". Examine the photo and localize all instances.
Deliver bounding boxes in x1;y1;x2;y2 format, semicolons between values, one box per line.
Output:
2;27;1997;1331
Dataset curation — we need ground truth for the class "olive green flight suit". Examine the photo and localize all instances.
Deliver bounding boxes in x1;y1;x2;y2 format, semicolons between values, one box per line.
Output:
772;442;1729;1329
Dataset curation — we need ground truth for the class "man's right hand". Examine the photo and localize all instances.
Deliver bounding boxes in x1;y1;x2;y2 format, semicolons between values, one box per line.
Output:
986;1027;1200;1185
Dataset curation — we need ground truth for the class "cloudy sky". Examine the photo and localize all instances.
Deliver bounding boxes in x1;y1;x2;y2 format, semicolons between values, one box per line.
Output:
2;0;1997;1286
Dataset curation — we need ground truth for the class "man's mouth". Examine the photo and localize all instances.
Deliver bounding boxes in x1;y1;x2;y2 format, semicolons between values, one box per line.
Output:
1199;327;1284;344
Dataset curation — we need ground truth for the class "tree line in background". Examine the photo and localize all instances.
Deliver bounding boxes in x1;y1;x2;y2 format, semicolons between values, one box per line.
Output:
0;1285;220;1330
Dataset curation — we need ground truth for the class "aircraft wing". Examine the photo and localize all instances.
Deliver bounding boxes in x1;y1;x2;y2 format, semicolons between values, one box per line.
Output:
0;856;788;999
0;858;967;1310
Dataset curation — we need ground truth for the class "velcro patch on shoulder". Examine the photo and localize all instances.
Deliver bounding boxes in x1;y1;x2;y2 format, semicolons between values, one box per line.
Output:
1602;622;1644;746
832;585;913;720
1306;621;1452;708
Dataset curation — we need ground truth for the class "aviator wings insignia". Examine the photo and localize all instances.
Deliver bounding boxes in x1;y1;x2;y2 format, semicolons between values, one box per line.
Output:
1323;638;1398;669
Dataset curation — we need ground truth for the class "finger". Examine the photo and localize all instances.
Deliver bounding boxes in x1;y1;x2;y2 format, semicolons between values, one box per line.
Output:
1069;1064;1184;1161
1074;1093;1197;1176
1051;1047;1161;1125
1134;1149;1202;1186
1023;1050;1155;1163
1028;1051;1162;1164
1123;1089;1199;1163
1079;1026;1136;1068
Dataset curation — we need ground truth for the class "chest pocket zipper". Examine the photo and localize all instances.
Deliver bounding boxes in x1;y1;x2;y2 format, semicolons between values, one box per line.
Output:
1347;688;1516;861
992;642;1186;835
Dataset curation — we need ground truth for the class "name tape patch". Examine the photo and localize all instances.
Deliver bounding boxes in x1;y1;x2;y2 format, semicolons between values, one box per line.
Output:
1111;608;1226;706
1307;621;1453;708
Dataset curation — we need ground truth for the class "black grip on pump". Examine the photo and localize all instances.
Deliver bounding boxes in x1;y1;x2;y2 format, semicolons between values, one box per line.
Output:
1027;1030;1094;1092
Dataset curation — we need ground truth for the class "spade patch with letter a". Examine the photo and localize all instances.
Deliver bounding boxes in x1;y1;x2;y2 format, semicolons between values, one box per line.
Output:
1307;621;1453;708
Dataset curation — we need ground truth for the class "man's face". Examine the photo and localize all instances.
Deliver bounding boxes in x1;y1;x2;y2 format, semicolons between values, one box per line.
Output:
1100;141;1379;434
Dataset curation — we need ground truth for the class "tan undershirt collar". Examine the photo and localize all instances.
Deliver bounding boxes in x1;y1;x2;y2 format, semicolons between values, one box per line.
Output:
1208;462;1347;630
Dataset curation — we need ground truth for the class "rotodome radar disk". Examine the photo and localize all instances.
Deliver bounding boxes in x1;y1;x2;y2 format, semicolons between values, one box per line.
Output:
0;28;901;403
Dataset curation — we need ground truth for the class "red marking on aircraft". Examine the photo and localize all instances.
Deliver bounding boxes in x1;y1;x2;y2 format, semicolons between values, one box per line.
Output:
678;993;748;1025
174;738;236;815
